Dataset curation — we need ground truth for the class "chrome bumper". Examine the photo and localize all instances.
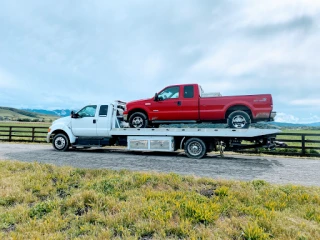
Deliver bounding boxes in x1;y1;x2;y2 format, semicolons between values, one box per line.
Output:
270;111;276;121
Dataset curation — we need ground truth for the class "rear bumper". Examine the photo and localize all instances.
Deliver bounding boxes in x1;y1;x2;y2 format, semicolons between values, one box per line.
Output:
270;111;276;121
252;111;276;123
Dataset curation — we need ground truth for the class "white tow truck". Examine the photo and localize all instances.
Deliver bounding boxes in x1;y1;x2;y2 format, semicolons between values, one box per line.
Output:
47;102;280;159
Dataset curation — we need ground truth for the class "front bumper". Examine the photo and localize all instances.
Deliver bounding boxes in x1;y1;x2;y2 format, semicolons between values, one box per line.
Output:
123;114;128;121
46;134;51;143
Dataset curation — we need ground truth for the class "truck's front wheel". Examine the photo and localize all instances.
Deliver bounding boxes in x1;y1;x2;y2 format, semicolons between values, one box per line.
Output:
184;138;207;159
53;133;70;151
129;112;148;128
227;110;251;129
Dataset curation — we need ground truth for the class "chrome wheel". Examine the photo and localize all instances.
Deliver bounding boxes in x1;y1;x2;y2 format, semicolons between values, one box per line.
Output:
129;112;148;128
54;136;66;150
227;110;251;129
231;115;246;128
187;141;203;157
132;116;144;128
53;133;69;151
184;138;207;159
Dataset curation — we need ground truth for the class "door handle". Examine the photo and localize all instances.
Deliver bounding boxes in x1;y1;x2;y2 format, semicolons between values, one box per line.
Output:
93;119;96;124
177;101;181;106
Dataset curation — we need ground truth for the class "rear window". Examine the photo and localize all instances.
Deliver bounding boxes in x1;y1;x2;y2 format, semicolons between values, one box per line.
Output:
99;105;108;116
184;86;194;98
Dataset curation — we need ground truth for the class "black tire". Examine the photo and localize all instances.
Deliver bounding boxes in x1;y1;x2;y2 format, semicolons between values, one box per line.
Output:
227;110;251;129
184;138;207;159
53;133;70;151
129;112;148;128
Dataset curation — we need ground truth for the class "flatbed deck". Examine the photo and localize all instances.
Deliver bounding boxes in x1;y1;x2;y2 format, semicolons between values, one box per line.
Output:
110;127;280;138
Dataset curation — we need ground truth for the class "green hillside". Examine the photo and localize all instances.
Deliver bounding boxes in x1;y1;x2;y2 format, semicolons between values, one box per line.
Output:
0;107;59;122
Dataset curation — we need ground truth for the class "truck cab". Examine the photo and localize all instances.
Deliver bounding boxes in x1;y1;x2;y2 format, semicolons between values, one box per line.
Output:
47;103;124;151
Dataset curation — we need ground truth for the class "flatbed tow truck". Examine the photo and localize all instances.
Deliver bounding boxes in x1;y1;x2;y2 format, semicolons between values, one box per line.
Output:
47;102;280;159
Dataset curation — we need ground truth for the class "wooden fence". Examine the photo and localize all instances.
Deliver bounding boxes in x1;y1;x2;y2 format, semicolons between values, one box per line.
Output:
236;132;320;157
0;126;48;143
0;126;319;157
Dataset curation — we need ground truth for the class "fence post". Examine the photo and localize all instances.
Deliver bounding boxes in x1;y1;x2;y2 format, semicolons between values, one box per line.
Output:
9;127;12;142
32;127;35;142
301;134;306;156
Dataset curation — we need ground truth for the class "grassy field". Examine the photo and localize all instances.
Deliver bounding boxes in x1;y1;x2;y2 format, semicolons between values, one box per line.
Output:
0;160;319;239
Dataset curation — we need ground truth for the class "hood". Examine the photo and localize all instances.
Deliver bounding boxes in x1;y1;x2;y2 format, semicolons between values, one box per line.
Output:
52;116;71;125
127;97;153;106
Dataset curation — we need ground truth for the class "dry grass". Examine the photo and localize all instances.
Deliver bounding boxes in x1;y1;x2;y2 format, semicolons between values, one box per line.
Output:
0;160;319;239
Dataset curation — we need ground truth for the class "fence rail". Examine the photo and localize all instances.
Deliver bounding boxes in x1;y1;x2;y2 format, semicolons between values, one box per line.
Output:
0;126;48;143
236;132;320;157
0;126;320;157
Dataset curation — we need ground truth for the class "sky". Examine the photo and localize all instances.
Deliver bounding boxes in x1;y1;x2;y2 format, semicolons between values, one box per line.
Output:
0;0;320;123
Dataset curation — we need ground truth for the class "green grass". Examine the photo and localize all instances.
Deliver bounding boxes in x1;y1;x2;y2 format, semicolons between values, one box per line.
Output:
0;160;319;239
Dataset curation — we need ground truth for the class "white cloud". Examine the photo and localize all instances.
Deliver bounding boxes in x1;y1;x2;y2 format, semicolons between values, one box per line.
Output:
276;112;320;124
238;0;320;28
291;99;320;106
275;112;300;123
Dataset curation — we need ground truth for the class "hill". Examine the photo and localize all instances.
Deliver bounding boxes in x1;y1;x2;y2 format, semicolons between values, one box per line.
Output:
22;109;72;117
269;121;320;128
0;107;59;122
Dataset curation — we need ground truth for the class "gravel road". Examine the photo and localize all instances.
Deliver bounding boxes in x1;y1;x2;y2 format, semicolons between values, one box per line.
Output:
0;143;319;187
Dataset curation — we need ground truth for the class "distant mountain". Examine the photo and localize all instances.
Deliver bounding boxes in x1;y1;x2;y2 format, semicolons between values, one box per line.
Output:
306;122;320;127
0;107;59;122
269;122;306;127
22;109;72;117
270;122;320;127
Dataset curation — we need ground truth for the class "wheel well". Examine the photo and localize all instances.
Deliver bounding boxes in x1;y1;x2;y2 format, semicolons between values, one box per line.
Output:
225;105;252;119
51;130;70;142
128;109;149;120
177;136;215;151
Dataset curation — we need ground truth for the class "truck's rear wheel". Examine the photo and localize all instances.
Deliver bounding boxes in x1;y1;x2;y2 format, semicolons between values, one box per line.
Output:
184;138;207;159
129;112;148;128
227;110;251;129
53;133;70;151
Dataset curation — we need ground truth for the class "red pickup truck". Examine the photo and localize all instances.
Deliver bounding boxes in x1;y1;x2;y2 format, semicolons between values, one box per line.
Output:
123;84;276;129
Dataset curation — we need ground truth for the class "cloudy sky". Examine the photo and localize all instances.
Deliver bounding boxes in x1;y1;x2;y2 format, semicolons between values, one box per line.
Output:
0;0;320;123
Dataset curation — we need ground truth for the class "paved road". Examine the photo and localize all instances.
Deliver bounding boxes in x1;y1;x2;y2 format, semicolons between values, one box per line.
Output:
0;143;319;186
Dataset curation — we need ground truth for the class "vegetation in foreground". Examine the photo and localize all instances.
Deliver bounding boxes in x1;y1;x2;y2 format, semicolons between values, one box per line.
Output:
0;161;319;239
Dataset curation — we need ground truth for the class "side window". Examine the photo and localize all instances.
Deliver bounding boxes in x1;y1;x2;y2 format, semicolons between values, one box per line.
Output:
99;105;108;116
77;105;97;117
158;86;179;100
184;85;194;98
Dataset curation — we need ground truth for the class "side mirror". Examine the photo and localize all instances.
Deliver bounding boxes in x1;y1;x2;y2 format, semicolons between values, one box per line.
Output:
71;111;79;118
154;93;159;101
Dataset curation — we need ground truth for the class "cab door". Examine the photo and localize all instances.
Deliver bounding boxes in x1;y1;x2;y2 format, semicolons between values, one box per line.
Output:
71;105;98;137
148;86;182;120
96;105;112;136
149;85;198;121
179;85;198;120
